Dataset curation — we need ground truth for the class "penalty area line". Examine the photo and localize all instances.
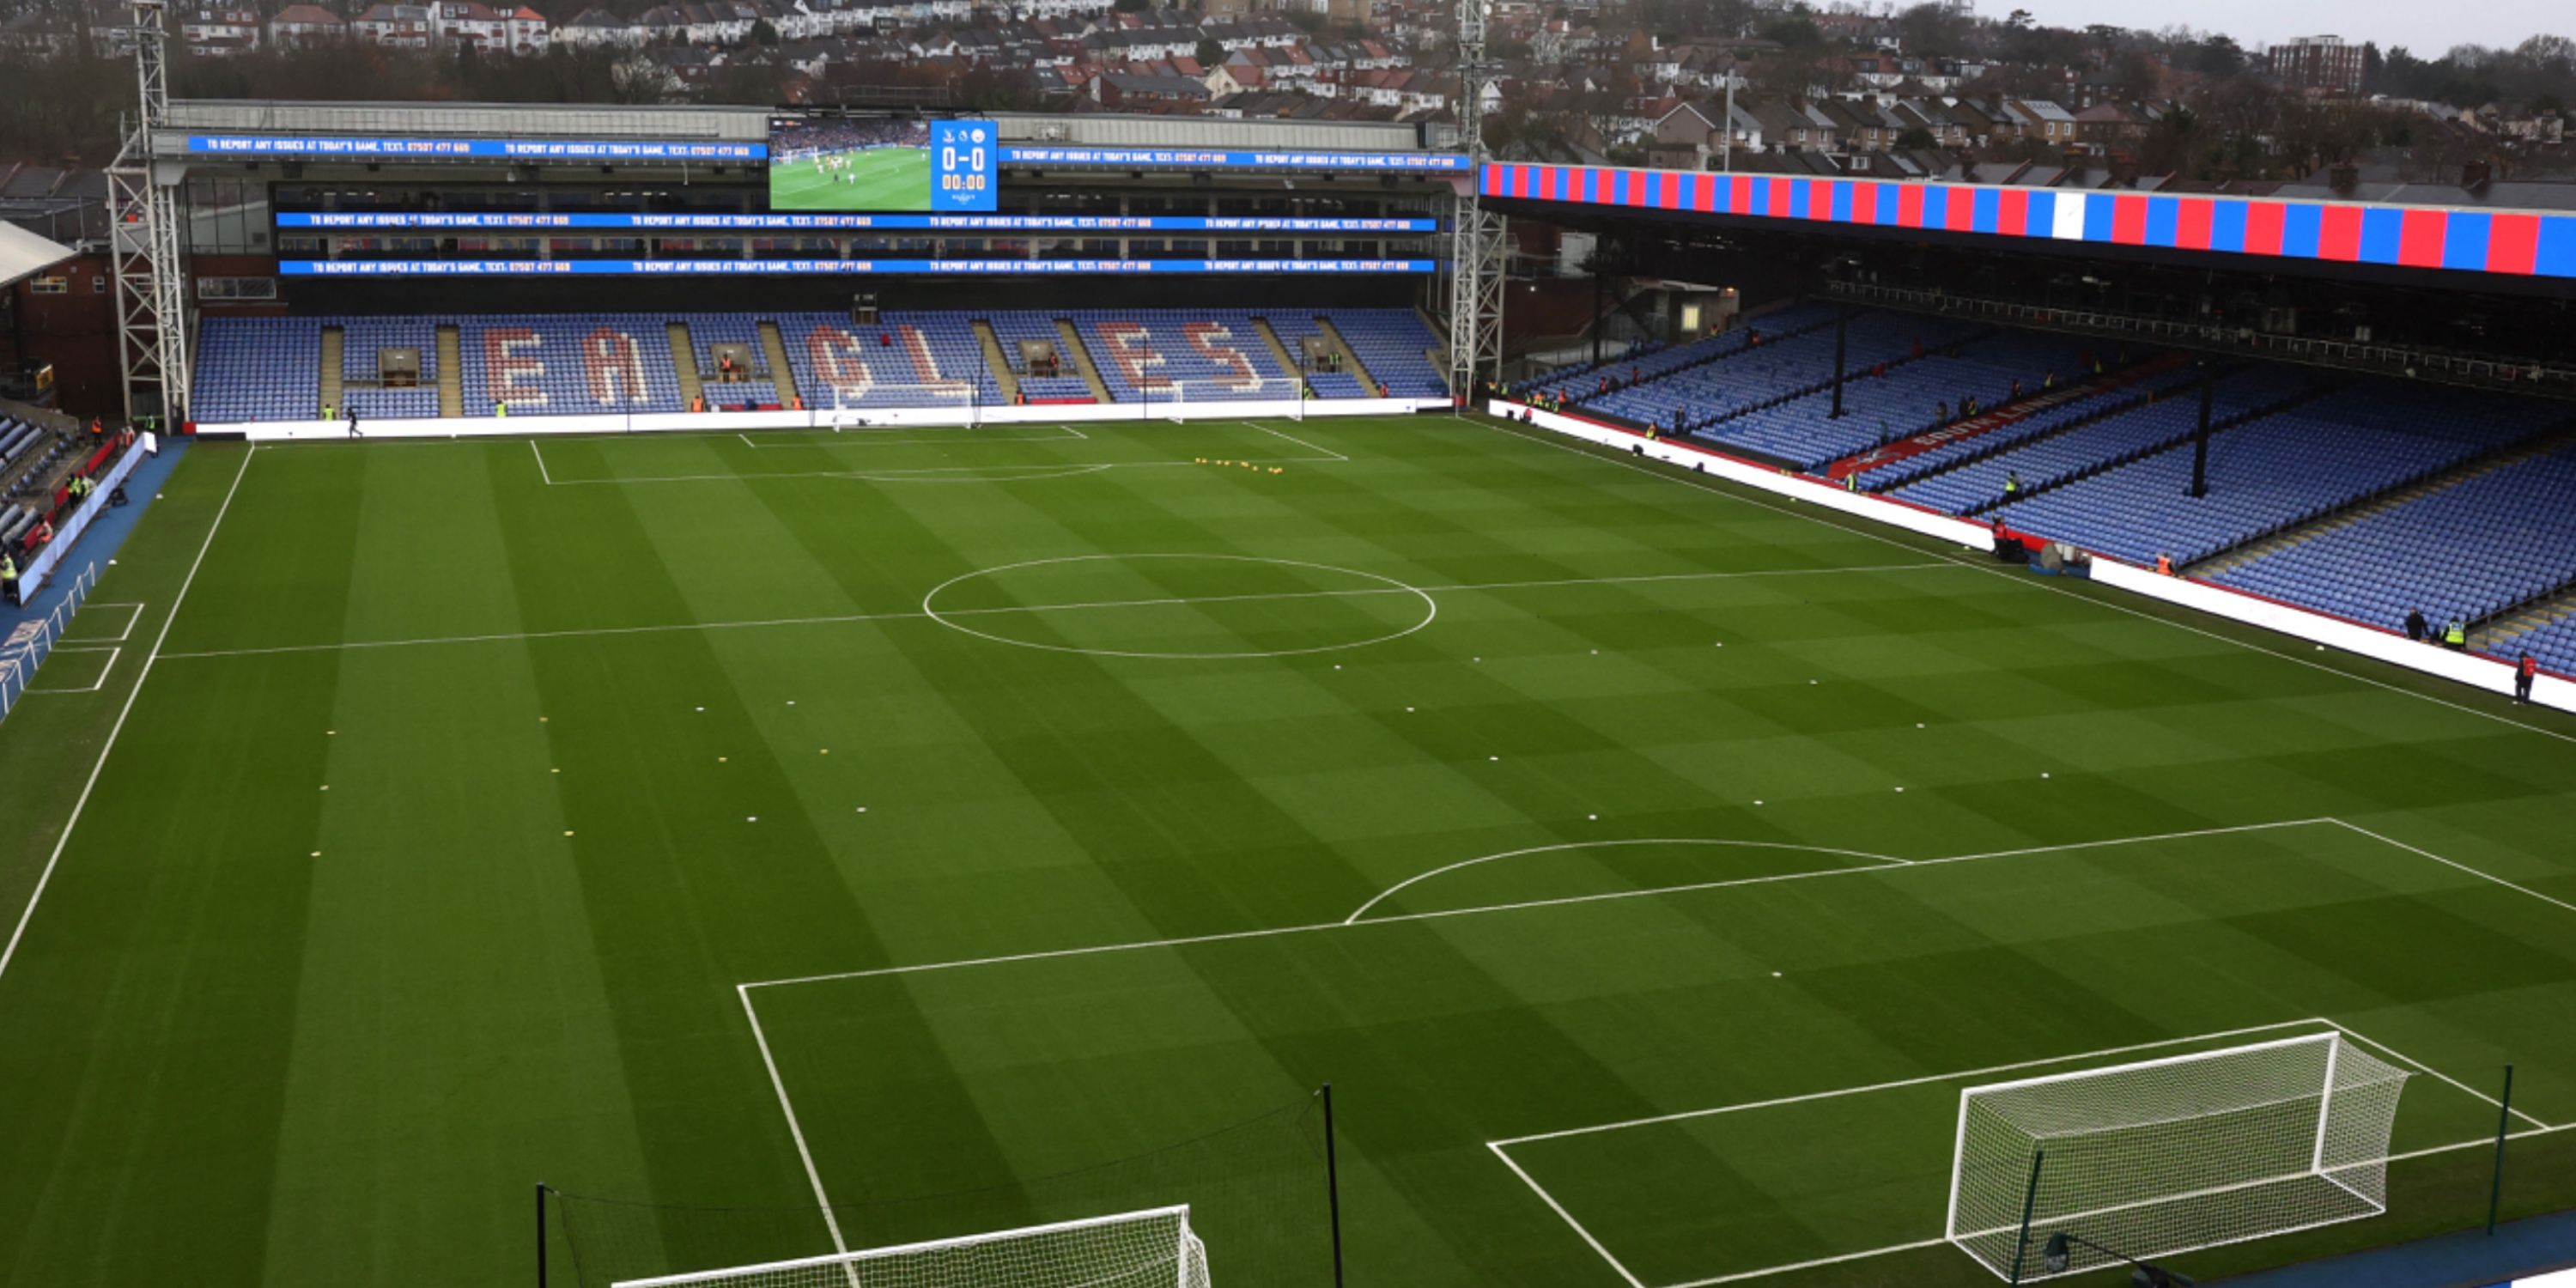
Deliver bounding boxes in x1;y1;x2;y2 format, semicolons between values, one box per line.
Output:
1488;1142;1649;1288
736;984;855;1260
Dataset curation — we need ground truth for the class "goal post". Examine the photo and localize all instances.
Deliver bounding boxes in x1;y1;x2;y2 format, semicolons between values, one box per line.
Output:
1145;379;1307;423
1945;1032;2410;1281
608;1206;1208;1288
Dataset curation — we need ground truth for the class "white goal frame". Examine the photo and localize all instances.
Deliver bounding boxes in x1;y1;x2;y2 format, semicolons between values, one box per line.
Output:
1943;1031;2410;1282
828;383;985;429
1144;379;1307;422
607;1205;1206;1288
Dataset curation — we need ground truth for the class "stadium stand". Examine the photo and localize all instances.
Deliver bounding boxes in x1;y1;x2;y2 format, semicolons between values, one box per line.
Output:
983;313;1095;401
192;310;1458;421
1577;312;1980;440
1071;310;1296;402
1888;366;2315;516
1702;331;2102;470
337;315;442;421
455;315;686;416
1855;363;2202;491
193;317;325;422
688;313;781;410
1510;303;1841;400
2499;610;2576;675
1323;309;1449;398
1262;315;1367;399
2210;444;2576;641
777;313;1000;410
1990;382;2564;566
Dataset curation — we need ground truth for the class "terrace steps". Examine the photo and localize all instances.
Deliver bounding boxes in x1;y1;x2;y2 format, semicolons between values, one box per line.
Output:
318;326;343;417
666;322;704;409
434;325;462;417
2193;426;2576;577
2482;588;2576;649
971;319;1023;404
1249;319;1303;390
1314;317;1377;393
1055;318;1114;404
757;321;802;407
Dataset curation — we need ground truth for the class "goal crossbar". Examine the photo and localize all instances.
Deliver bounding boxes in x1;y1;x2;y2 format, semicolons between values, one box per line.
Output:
609;1205;1196;1288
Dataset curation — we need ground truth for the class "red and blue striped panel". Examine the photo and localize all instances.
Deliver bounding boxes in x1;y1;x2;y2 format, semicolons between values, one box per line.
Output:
1479;163;2576;281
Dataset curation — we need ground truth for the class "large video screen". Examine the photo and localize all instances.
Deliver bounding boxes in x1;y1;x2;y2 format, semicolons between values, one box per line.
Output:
769;115;995;213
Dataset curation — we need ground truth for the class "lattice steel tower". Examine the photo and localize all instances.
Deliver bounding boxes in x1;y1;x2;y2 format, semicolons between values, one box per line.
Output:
108;0;189;424
1445;0;1505;403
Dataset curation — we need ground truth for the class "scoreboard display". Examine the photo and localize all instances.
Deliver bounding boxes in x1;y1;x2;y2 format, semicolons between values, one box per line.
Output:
768;113;996;214
927;120;996;212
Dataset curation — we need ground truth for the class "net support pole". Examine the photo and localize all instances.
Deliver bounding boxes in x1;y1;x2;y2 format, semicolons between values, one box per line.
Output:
1322;1083;1346;1288
2488;1064;2515;1236
2007;1150;2044;1285
535;1183;549;1288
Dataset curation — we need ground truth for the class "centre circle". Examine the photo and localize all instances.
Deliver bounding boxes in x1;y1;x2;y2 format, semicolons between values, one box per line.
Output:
920;554;1438;659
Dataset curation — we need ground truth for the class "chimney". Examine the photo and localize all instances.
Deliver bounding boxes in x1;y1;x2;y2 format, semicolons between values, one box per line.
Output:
2462;159;2492;191
2328;162;2359;195
2108;152;2139;188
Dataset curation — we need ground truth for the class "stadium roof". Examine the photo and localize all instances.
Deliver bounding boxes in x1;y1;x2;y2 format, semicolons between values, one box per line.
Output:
0;220;76;290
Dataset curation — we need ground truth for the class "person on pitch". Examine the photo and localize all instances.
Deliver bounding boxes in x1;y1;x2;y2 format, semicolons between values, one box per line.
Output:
2517;653;2539;704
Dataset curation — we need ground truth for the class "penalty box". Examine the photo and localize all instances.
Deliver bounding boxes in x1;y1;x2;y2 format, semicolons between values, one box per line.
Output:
1491;1019;2543;1288
737;818;2574;1288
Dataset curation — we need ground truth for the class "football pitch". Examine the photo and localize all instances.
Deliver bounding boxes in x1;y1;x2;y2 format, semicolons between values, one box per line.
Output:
1;414;2572;1288
769;147;933;212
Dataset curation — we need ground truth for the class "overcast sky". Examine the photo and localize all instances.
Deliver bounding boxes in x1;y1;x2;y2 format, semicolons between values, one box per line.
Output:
2010;0;2563;56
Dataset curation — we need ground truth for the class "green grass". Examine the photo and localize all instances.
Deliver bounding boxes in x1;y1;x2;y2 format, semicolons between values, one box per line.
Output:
769;148;933;212
1;414;2572;1288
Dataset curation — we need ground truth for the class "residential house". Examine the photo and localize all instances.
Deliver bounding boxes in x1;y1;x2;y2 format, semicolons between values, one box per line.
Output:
267;4;347;46
180;8;262;54
430;1;549;52
2073;102;2146;152
2008;99;2077;146
1845;52;1905;89
1945;98;2015;147
351;3;434;46
556;9;647;46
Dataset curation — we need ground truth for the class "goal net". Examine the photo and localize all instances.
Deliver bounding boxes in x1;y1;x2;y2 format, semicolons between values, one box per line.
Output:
1145;379;1306;422
828;384;983;429
1946;1032;2409;1281
610;1206;1207;1288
